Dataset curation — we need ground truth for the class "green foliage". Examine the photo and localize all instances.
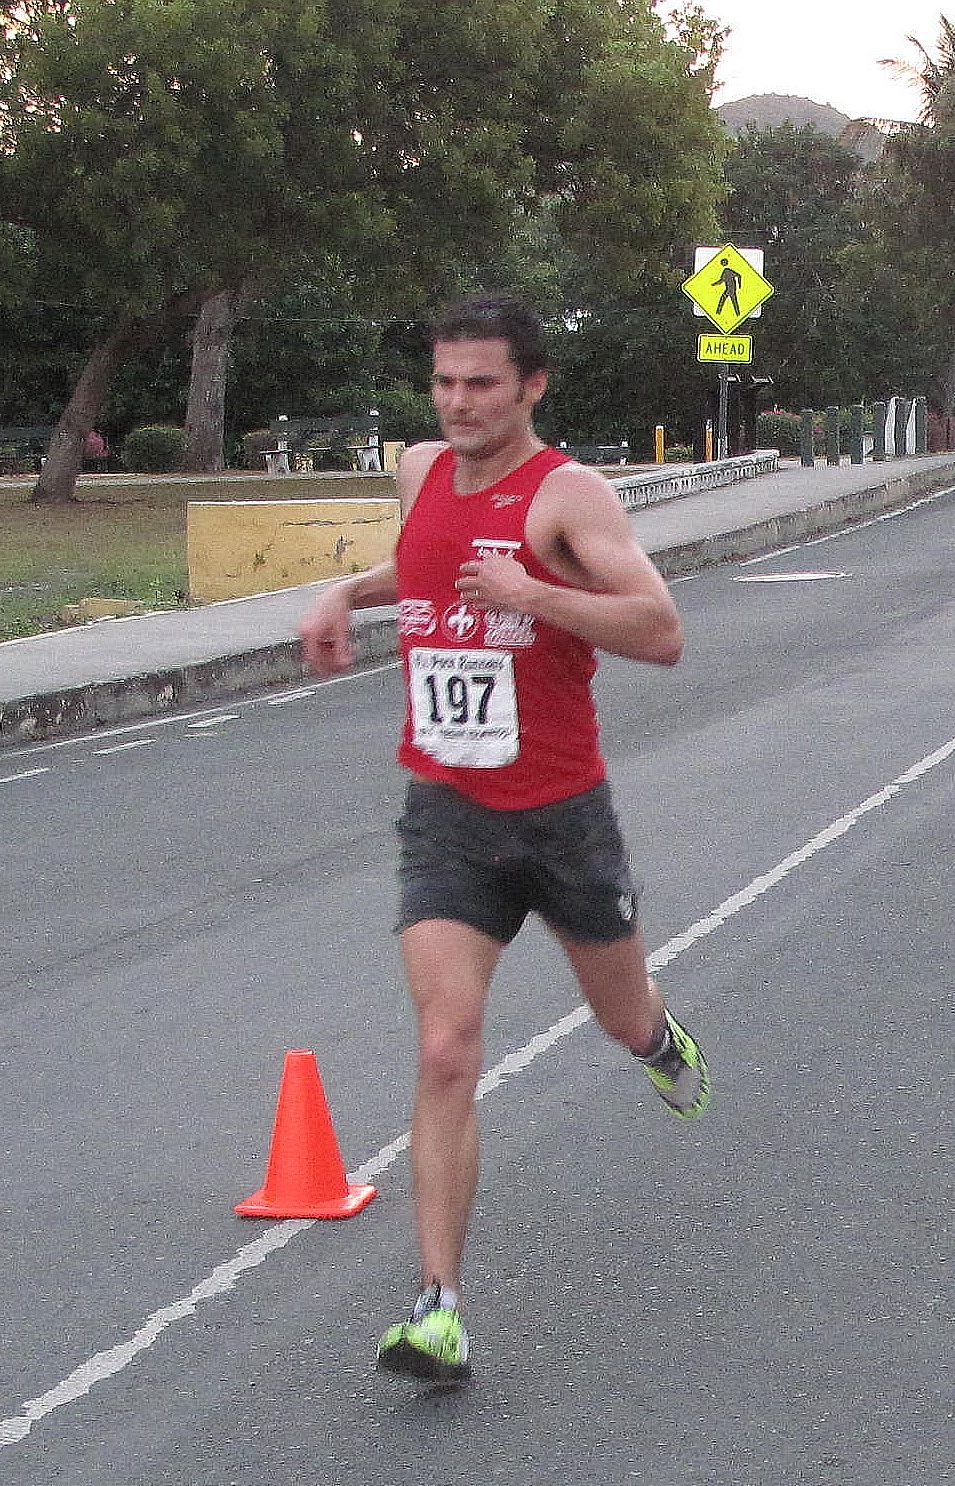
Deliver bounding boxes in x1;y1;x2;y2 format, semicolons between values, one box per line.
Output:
719;122;868;407
122;423;185;471
239;429;273;470
756;411;802;454
872;19;955;409
540;289;713;451
371;381;438;446
0;0;730;477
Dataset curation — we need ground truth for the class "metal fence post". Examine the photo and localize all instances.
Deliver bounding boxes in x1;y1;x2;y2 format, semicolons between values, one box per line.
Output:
915;395;928;454
849;403;865;464
872;402;886;461
894;398;909;459
825;406;841;466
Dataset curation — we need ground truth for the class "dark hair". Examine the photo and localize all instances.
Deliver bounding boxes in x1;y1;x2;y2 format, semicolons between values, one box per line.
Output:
429;295;549;379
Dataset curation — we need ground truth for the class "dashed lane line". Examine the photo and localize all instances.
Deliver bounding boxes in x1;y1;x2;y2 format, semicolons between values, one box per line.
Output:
186;714;241;730
3;729;955;1451
0;665;400;766
734;571;850;583
93;740;156;756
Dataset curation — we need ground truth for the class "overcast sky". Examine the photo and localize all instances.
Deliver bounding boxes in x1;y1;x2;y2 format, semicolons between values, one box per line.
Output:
704;2;951;122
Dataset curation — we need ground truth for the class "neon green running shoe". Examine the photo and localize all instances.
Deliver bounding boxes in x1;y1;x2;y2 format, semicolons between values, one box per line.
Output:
642;1008;711;1119
376;1285;472;1383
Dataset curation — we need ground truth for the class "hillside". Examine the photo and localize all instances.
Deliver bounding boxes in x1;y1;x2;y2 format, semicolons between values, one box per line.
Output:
716;93;888;162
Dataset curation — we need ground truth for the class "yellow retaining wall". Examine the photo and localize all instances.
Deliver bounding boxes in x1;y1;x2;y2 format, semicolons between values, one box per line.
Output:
187;497;401;602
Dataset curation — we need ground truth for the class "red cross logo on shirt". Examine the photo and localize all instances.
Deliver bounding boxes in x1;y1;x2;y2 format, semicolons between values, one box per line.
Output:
442;602;480;641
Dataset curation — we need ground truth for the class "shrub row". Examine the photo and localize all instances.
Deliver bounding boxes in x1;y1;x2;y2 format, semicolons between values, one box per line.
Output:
114;410;850;472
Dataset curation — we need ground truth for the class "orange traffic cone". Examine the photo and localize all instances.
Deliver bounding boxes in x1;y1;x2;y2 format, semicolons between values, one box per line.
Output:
235;1050;377;1219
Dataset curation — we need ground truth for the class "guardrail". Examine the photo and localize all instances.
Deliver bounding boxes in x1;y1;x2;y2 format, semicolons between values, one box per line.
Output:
612;450;780;511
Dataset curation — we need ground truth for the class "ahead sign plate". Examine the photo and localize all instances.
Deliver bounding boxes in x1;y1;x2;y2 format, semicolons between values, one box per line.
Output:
697;332;753;364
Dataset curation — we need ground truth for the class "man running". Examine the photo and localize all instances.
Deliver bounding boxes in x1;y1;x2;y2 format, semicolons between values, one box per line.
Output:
299;294;710;1384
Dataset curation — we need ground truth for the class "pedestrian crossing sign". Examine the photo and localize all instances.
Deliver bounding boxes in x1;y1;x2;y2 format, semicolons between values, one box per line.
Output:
682;244;774;334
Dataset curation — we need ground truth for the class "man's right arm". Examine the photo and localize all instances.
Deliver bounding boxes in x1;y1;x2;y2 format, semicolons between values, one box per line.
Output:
299;559;399;676
298;440;445;676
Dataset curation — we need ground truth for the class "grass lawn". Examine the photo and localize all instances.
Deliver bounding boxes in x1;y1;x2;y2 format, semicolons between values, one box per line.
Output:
0;479;193;642
0;466;243;636
0;469;396;641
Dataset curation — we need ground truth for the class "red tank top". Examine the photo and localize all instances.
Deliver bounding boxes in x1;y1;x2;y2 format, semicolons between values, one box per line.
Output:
395;445;605;809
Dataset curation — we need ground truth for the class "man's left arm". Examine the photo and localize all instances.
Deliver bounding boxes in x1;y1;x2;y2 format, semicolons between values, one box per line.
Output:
455;466;683;666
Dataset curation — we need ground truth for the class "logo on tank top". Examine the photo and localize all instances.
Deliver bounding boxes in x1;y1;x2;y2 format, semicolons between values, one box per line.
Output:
441;602;481;641
490;490;526;509
483;610;537;648
472;537;522;560
398;599;438;636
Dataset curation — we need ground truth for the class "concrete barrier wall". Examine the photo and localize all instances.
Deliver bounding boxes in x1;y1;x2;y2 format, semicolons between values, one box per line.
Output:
183;456;784;602
187;497;401;602
613;451;780;510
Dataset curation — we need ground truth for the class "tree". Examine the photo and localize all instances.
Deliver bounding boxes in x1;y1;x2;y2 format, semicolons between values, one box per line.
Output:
717;122;868;409
875;14;955;415
0;0;727;498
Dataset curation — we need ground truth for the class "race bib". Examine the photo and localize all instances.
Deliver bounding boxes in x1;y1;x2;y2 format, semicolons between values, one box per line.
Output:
408;648;519;768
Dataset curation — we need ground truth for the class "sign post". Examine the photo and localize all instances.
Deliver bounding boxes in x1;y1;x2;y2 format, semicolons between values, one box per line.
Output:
681;245;774;459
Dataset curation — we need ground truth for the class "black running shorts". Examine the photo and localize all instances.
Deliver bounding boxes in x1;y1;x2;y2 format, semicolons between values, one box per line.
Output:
396;778;641;945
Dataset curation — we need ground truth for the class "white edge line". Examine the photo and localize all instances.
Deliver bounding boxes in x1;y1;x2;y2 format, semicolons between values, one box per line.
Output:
0;766;51;784
740;483;955;567
3;731;955;1449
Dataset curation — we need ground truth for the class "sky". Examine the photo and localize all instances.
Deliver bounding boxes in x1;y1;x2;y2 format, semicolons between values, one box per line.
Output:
705;2;951;123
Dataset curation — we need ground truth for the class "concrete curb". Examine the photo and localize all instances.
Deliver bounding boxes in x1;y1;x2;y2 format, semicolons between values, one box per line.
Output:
0;614;399;749
3;461;954;750
649;460;955;578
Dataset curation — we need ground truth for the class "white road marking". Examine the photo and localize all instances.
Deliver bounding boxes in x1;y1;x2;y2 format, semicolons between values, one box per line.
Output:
4;728;954;1451
186;714;241;730
0;665;401;765
93;740;155;756
734;571;849;583
267;687;321;705
0;767;50;785
739;483;955;567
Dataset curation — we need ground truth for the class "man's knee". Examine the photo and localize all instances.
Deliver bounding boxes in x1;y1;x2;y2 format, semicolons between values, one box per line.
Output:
418;1016;483;1091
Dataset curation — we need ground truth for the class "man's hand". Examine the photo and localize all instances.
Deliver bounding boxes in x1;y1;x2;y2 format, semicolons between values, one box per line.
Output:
299;585;355;676
456;553;534;612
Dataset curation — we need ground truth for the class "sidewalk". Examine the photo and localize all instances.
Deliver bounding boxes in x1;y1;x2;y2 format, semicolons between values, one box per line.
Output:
3;453;955;748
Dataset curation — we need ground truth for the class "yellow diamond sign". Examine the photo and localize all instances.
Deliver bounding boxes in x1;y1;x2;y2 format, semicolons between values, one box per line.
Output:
682;244;774;334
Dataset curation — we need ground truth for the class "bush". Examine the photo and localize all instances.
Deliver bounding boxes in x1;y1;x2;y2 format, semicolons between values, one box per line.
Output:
664;444;695;463
122;425;186;472
239;429;273;469
756;410;802;454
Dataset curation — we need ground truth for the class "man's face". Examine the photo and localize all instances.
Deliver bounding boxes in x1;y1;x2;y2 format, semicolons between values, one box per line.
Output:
430;337;546;460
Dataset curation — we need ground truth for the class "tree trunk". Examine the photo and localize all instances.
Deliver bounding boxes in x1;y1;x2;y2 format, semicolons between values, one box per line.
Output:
32;323;139;504
180;289;238;473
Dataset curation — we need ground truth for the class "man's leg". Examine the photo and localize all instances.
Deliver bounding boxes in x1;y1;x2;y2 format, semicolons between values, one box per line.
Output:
377;916;502;1381
558;926;710;1118
557;924;663;1052
402;917;503;1288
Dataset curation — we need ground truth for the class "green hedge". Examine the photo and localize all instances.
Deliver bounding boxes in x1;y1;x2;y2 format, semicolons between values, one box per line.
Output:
122;425;186;473
756;411;802;454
